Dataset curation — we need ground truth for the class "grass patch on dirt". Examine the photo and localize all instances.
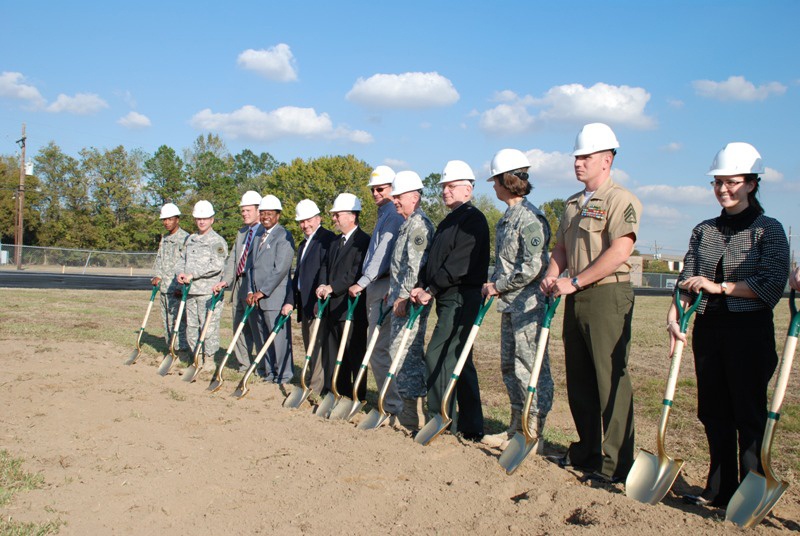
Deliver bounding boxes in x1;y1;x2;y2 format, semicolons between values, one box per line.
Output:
0;450;44;507
0;518;64;536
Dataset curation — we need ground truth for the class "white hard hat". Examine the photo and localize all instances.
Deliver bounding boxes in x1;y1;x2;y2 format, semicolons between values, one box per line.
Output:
295;199;320;221
259;194;282;211
240;190;262;207
192;200;215;218
572;123;620;156
330;193;362;212
706;142;764;176
368;165;396;187
392;171;424;196
488;148;530;182
159;203;181;219
439;160;475;185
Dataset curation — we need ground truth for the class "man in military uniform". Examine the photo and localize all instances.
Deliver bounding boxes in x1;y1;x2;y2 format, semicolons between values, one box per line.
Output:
152;202;190;354
176;200;228;370
541;123;642;483
348;166;404;419
410;160;490;441
387;171;435;431
481;149;553;452
212;191;263;372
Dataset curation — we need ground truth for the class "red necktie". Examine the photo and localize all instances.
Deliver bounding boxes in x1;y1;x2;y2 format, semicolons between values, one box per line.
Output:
236;228;254;277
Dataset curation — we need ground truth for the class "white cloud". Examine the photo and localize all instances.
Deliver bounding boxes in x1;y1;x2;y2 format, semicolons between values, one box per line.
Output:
761;166;783;183
384;158;409;169
523;149;574;184
643;204;688;221
479;83;655;136
612;168;630;184
661;142;682;152
692;75;786;101
237;44;298;82
635;184;714;205
190;104;372;143
0;71;46;108
117;111;151;129
346;72;459;109
46;93;108;115
667;98;684;109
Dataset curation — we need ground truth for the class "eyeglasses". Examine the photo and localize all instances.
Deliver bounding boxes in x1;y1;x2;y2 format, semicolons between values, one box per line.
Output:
710;179;745;189
371;185;390;193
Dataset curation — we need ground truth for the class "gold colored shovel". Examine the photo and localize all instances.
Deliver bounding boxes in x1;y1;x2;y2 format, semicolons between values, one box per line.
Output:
284;297;330;408
232;312;291;399
317;295;360;418
183;290;224;383
157;282;191;376
125;284;159;365
207;304;255;393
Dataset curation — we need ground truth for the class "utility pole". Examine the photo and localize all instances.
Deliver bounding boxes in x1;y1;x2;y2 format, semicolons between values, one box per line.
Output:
15;124;26;270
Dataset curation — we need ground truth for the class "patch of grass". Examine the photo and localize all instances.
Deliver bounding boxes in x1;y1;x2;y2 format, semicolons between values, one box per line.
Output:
0;450;45;507
0;518;65;535
165;389;186;402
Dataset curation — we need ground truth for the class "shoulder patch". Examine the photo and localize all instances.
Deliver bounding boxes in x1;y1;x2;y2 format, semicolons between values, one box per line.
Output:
412;232;427;250
624;203;638;224
217;246;226;255
520;222;545;251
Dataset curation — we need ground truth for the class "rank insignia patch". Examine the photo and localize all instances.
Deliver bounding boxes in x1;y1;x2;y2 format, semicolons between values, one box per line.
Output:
624;203;638;224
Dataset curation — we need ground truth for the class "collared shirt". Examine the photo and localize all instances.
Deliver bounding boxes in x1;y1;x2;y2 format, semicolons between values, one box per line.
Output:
300;225;320;264
557;177;642;275
357;201;403;288
341;226;357;245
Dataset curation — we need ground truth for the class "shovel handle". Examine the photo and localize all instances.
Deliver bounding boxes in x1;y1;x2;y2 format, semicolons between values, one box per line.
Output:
405;303;425;329
180;282;192;301
474;296;494;326
541;295;560;329
788;289;799;338
345;294;360;321
272;312;290;333
315;296;331;319
241;303;255;323
211;288;225;309
149;284;159;301
675;289;702;333
377;298;390;326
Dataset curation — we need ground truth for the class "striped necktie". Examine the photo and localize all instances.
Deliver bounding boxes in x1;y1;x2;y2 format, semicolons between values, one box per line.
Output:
236;228;254;277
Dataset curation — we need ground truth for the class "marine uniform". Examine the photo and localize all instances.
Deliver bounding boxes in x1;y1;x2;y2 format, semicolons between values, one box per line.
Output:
153;227;190;351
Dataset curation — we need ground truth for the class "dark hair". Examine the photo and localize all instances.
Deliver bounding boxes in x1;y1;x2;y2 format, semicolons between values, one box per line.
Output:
744;173;764;214
497;168;532;197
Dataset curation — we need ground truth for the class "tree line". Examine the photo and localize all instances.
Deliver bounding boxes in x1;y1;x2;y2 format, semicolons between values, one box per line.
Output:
0;134;566;257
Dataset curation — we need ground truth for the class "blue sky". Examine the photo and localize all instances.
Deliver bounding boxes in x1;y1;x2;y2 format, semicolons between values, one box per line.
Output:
2;1;798;259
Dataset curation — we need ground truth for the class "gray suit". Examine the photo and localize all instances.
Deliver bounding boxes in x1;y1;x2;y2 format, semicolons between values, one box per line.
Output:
245;223;295;384
222;223;262;370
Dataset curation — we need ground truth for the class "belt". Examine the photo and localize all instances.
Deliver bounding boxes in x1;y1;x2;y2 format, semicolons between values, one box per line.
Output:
586;273;630;288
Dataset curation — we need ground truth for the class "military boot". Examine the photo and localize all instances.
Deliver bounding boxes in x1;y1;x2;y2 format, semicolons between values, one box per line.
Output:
481;408;521;450
398;397;422;431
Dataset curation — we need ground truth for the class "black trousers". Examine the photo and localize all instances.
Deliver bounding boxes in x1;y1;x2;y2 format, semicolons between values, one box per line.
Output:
691;309;778;505
324;316;367;400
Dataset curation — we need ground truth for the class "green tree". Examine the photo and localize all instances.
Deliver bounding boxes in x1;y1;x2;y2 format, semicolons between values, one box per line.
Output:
185;150;238;242
420;172;446;226
144;145;188;207
540;198;566;250
472;193;504;262
0;155;42;246
232;149;281;194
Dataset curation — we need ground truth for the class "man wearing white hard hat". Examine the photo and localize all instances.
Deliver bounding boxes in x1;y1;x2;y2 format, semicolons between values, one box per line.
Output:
316;193;370;400
213;191;263;372
540;123;642;483
245;195;295;389
152;203;190;355
347;165;405;419
176;201;228;370
410;160;490;441
388;171;435;431
291;199;337;396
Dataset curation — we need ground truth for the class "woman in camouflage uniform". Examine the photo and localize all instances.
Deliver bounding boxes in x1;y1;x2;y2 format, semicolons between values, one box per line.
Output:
482;149;553;451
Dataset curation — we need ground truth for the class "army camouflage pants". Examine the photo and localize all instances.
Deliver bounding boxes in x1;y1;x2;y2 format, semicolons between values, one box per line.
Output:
389;304;430;399
185;294;225;364
160;291;188;351
500;309;553;421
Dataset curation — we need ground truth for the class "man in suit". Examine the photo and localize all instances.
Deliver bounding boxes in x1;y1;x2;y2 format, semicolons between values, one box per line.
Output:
212;191;262;372
246;195;295;388
291;199;337;396
316;193;370;399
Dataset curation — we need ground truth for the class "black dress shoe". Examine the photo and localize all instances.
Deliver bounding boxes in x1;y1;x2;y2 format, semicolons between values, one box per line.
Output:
546;454;594;472
585;471;624;484
683;494;712;506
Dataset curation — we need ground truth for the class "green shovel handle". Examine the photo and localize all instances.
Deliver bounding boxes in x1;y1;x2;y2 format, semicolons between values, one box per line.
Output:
345;293;361;321
315;296;331;319
405;303;425;329
211;288;225;309
273;312;291;333
377;299;391;326
241;303;255;323
180;282;192;301
542;295;561;329
789;289;799;338
149;284;159;301
674;289;703;333
474;296;494;327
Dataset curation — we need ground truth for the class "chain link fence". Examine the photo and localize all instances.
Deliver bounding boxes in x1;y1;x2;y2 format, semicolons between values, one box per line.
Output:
0;243;156;276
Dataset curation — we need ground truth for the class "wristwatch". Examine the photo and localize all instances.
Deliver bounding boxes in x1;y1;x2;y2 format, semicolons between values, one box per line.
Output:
720;281;729;295
570;277;582;291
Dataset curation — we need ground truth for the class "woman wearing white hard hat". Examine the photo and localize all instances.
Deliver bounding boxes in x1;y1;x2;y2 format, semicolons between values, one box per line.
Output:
481;149;554;452
667;143;789;507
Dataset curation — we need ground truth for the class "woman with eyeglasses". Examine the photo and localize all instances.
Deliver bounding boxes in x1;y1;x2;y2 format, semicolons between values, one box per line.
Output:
667;142;789;508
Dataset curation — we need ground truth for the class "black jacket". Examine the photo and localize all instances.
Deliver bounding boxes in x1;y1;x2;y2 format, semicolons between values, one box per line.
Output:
319;226;371;322
293;226;337;321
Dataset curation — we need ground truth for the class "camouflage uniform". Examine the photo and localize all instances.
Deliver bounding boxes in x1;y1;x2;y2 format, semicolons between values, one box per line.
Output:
176;230;228;364
153;228;190;351
388;208;434;399
491;199;553;422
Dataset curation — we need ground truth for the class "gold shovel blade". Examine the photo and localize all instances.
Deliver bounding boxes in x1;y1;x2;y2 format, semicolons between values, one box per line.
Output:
124;348;140;366
414;414;450;446
357;408;388;430
346;400;366;422
497;432;538;475
328;396;355;420
157;354;175;376
207;373;223;393
726;471;789;528
283;386;312;408
232;380;249;399
182;364;199;382
316;392;337;418
625;449;684;505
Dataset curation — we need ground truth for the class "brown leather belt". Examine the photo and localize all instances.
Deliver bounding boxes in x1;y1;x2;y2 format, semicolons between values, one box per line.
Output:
586;273;631;288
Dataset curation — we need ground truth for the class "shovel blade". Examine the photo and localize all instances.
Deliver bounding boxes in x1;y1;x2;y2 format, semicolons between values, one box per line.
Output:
283;386;312;408
726;471;789;528
316;392;337;418
207;375;223;393
157;354;175;376
358;408;388;430
232;380;248;399
182;365;199;382
498;432;538;475
328;396;354;420
346;400;366;422
625;449;684;505
124;348;140;366
414;414;451;446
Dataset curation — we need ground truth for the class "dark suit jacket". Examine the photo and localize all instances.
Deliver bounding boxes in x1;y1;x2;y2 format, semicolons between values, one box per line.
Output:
319;226;371;323
293;226;337;321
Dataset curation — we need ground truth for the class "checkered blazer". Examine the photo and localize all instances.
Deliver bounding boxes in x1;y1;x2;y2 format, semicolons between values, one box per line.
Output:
678;213;789;314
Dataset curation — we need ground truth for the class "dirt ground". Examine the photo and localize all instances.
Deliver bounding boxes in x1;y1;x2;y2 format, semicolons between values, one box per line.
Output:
2;333;799;535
